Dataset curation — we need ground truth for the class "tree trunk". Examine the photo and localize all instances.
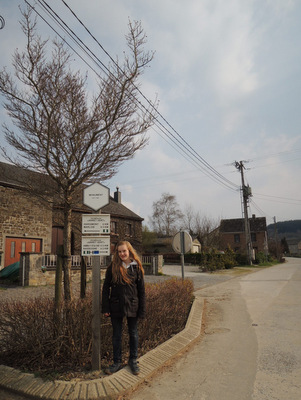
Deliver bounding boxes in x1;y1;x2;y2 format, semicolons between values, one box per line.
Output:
80;256;87;299
54;245;63;311
63;205;72;301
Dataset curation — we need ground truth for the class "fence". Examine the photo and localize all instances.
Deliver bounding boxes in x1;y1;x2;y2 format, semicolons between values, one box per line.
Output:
41;254;163;274
41;255;92;269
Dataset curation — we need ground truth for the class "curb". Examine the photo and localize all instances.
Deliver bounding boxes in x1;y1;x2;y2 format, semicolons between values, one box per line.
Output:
0;294;204;400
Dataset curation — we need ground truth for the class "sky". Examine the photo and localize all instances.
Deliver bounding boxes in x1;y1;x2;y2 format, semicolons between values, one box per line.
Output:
0;0;301;228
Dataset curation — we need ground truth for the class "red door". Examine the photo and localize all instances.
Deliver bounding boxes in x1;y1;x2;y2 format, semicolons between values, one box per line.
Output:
5;237;42;267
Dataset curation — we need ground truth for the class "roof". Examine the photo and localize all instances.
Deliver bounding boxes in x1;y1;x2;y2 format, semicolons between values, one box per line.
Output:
0;161;143;221
220;216;267;233
0;161;57;199
0;161;50;189
101;197;143;221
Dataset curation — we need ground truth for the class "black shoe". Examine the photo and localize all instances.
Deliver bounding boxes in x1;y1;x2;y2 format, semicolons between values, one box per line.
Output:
128;359;140;375
106;362;122;375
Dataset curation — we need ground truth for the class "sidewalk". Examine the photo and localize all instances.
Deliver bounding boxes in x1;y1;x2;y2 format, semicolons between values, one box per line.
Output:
0;280;204;400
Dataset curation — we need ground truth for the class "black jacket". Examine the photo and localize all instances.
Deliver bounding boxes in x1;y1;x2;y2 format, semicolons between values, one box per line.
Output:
101;263;146;319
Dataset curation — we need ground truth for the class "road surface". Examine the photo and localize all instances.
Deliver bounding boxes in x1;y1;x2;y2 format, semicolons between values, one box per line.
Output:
128;258;301;400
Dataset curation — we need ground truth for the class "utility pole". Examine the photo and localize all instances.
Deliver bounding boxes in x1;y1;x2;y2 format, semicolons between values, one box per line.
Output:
273;216;279;260
235;161;253;265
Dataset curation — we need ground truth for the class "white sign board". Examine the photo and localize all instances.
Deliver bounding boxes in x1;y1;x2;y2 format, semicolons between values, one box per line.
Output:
82;214;110;234
82;236;110;256
83;183;110;211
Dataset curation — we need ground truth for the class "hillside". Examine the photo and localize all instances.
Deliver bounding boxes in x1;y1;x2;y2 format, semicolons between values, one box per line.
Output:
267;219;301;243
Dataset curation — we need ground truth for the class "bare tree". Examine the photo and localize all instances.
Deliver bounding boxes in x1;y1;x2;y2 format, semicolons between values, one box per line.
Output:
0;7;156;300
181;204;195;236
151;193;183;237
194;214;220;248
182;204;220;249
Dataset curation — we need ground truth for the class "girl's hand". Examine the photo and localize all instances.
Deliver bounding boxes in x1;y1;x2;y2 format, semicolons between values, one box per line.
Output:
104;313;110;317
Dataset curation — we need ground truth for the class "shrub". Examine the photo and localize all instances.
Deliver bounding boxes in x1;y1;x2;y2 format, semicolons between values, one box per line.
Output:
199;247;237;272
0;279;194;376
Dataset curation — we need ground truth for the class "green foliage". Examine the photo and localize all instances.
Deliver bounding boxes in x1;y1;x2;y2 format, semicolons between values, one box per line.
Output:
199;247;238;272
235;253;249;266
142;225;157;253
183;253;202;265
0;279;193;377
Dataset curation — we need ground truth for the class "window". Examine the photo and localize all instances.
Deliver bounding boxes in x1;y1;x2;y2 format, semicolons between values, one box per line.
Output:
10;241;16;258
31;242;36;252
21;242;26;252
251;233;257;242
111;221;117;234
234;234;240;243
126;224;132;236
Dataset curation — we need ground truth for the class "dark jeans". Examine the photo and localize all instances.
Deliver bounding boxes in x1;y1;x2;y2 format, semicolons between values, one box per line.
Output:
111;317;138;364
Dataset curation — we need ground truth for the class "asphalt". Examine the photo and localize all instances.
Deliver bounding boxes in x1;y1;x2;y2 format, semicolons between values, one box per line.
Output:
0;265;246;400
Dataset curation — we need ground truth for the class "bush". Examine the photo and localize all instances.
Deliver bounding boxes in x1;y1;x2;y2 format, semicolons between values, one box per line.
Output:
200;247;237;272
0;279;194;377
235;253;249;266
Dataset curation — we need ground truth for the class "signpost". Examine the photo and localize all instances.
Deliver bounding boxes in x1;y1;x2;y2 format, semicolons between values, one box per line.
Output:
172;230;192;280
82;214;110;235
82;236;110;256
82;183;110;371
83;182;110;211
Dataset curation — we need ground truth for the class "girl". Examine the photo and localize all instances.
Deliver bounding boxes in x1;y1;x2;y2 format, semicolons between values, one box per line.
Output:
102;241;145;375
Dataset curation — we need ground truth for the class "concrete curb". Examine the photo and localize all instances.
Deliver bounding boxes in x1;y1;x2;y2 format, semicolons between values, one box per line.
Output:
0;295;204;400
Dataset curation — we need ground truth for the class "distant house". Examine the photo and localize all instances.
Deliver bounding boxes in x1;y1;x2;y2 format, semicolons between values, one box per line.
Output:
219;215;268;256
191;237;201;253
0;161;143;270
146;234;201;255
288;241;301;256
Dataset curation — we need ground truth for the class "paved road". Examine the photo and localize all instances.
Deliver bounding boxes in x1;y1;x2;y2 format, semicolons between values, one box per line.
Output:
128;258;301;400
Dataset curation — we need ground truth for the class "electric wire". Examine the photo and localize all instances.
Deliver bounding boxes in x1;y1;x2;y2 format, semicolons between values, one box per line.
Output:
252;192;301;205
60;0;240;190
24;0;301;208
35;0;240;191
26;0;239;192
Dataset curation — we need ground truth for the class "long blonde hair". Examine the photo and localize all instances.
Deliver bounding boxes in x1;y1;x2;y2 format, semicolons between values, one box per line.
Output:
112;241;144;284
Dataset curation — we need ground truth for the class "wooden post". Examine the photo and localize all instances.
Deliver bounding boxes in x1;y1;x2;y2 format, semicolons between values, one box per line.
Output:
91;255;102;370
55;245;63;312
80;256;87;299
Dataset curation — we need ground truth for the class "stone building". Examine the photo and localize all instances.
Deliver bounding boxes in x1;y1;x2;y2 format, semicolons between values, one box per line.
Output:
219;215;267;257
0;161;143;270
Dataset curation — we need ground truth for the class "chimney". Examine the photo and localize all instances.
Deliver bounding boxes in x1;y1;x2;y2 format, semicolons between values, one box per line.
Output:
114;187;121;203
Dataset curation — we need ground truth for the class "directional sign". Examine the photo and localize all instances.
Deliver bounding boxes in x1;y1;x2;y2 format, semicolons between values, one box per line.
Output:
81;236;110;256
82;214;110;234
83;183;110;211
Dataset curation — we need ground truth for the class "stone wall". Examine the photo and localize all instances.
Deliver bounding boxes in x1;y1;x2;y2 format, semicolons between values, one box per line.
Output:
0;186;52;268
19;253;107;286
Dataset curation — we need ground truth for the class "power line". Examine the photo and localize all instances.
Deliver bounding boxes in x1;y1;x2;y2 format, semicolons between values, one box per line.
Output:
28;0;240;192
252;192;301;205
58;0;240;191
